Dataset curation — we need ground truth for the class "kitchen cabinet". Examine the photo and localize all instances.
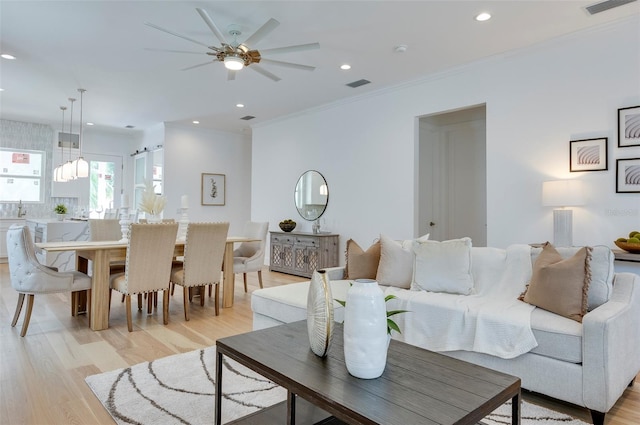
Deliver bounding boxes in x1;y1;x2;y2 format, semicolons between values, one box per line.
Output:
1;219;26;262
270;231;339;278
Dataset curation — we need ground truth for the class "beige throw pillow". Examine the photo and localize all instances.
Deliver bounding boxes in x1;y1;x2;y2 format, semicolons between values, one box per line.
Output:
345;239;380;280
520;242;592;323
411;237;474;294
376;234;417;288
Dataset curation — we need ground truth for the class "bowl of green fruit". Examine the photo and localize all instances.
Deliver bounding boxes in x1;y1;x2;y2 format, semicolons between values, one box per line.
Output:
614;231;640;253
279;219;296;232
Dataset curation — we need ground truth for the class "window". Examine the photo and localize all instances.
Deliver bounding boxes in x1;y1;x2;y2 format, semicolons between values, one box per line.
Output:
0;148;45;202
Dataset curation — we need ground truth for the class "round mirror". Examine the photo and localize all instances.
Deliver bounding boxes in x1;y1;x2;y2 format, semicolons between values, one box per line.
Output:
294;170;329;221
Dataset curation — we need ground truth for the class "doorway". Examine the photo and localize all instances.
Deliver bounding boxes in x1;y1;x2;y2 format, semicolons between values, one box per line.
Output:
417;105;487;246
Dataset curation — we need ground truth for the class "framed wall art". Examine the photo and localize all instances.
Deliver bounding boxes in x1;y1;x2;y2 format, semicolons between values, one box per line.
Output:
201;173;226;205
570;137;607;172
618;105;640;147
616;158;640;193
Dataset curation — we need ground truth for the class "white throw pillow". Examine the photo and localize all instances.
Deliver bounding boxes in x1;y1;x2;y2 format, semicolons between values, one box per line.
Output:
411;237;474;295
376;233;429;288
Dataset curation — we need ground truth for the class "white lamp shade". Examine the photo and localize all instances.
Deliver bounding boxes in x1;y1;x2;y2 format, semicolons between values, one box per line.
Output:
61;161;74;181
72;157;89;178
224;55;244;70
542;180;584;207
54;165;67;182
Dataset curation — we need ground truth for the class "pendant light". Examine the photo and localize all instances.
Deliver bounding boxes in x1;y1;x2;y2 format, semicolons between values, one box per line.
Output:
53;106;67;182
71;88;89;178
61;98;75;181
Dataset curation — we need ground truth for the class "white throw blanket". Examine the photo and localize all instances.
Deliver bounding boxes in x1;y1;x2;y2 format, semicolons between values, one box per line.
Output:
387;245;538;359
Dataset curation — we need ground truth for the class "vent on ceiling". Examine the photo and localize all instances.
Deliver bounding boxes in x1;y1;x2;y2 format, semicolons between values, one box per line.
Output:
240;115;255;121
57;132;79;148
585;0;636;15
346;79;371;88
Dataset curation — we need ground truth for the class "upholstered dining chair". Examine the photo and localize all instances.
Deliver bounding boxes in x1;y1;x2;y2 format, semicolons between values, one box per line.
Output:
88;218;121;241
233;221;269;292
6;225;92;336
170;222;229;319
109;223;178;332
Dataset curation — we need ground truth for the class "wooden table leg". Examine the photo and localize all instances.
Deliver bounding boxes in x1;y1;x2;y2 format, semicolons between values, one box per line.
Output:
222;241;235;308
81;250;111;331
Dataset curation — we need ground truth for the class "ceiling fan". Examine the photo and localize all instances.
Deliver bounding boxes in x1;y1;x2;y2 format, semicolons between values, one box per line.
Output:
145;8;320;82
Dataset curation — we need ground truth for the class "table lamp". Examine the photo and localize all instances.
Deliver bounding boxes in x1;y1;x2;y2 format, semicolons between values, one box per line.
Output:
542;180;584;247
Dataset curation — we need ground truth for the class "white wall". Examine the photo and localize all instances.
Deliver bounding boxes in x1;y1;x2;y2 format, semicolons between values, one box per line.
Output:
252;17;640;258
163;124;252;235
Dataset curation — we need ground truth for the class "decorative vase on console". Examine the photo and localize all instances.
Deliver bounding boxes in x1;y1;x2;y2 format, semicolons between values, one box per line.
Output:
343;278;388;379
307;270;334;357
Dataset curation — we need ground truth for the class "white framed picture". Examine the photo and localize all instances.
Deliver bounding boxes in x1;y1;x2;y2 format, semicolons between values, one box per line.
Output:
201;173;226;206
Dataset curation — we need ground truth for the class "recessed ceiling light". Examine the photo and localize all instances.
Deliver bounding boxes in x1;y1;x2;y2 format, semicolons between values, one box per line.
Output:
192;120;200;124
340;64;351;70
0;88;4;92
86;122;94;126
1;54;16;60
475;12;491;22
236;103;245;108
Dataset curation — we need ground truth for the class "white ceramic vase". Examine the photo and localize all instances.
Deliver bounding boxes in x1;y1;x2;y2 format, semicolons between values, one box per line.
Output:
307;270;334;357
343;278;388;379
147;213;162;224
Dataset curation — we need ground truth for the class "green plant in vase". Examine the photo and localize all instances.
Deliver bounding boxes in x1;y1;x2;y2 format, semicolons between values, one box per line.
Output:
335;292;409;335
54;204;68;214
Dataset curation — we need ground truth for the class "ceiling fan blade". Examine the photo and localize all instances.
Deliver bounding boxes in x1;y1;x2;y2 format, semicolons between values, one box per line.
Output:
260;42;320;55
145;22;211;49
261;58;315;71
195;8;228;45
144;47;206;55
243;18;279;47
250;64;281;82
181;61;215;71
227;70;236;81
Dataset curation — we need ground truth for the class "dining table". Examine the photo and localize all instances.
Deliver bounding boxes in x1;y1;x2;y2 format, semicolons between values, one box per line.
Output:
35;236;257;331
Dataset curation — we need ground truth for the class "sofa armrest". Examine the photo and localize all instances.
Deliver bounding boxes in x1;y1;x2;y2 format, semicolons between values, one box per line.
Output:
582;272;640;413
319;266;346;281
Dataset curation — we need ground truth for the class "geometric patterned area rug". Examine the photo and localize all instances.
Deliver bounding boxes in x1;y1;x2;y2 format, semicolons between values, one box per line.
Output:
85;346;590;425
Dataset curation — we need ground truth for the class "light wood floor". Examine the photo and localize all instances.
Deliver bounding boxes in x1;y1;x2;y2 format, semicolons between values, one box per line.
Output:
0;263;638;424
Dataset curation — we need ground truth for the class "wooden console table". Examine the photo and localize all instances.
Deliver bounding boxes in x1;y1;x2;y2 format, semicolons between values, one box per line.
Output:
270;232;339;278
216;321;521;425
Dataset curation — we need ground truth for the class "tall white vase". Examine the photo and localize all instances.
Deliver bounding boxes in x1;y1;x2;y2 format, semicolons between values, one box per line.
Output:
343;279;388;379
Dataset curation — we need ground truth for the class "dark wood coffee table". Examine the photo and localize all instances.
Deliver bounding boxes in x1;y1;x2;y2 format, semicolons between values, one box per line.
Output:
216;321;521;425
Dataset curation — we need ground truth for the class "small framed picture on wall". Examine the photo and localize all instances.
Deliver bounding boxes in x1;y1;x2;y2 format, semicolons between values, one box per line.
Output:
618;106;640;147
570;137;608;172
616;158;640;193
201;173;226;205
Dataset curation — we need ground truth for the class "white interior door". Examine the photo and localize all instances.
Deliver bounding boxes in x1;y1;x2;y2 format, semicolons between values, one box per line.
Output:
418;107;486;246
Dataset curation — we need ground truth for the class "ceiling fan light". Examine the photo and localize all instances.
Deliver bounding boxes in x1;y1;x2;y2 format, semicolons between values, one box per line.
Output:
224;55;244;70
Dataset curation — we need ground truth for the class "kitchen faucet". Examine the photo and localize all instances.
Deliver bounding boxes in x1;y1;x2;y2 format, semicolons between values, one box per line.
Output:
17;200;27;218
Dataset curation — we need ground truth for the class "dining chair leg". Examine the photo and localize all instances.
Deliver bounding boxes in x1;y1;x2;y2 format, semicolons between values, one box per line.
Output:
137;294;143;311
86;289;92;323
243;273;248;292
71;291;79;316
163;290;169;325
258;270;264;289
214;284;220;316
20;294;35;337
183;287;190;321
147;293;153;315
11;293;25;327
200;286;205;307
170;282;175;296
125;295;133;332
154;292;158;308
208;284;212;298
121;294;125;303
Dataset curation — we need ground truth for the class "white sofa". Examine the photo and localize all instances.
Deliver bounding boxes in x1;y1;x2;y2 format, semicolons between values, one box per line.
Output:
251;242;640;425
